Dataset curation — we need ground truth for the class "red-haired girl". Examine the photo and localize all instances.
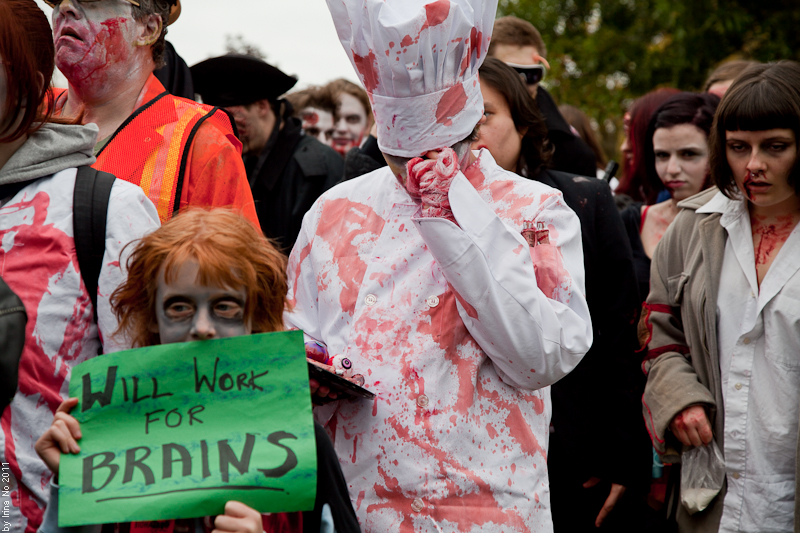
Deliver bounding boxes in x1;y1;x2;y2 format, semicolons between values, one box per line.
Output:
35;209;361;533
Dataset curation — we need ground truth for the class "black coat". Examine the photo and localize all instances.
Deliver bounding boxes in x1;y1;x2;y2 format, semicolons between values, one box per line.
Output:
245;116;344;253
535;170;651;492
535;88;598;178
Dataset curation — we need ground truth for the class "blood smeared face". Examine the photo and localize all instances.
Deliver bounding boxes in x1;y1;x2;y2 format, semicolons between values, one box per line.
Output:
52;0;146;89
301;107;334;146
728;129;798;212
332;93;369;156
153;260;251;345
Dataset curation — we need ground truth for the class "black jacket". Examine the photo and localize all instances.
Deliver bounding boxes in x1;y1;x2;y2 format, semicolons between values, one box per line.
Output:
245;115;344;253
535;88;598;178
536;170;650;490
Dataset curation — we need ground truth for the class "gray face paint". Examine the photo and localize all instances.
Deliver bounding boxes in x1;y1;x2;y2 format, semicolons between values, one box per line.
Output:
154;260;251;345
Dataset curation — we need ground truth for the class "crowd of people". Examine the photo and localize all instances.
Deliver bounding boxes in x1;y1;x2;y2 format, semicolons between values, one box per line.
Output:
1;0;798;532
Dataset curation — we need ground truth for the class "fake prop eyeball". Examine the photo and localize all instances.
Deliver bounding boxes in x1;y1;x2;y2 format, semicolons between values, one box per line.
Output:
331;355;355;378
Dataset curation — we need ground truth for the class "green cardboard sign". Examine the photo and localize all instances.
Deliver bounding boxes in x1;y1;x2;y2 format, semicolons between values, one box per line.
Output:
58;331;316;527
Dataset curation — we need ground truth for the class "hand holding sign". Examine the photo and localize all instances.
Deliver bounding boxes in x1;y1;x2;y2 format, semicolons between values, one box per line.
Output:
35;398;81;477
56;331;316;527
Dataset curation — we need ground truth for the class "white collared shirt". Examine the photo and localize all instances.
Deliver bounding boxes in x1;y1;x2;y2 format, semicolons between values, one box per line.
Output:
699;192;800;532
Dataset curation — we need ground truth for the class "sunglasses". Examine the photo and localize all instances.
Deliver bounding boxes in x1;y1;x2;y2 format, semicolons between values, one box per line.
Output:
45;0;140;6
507;63;546;86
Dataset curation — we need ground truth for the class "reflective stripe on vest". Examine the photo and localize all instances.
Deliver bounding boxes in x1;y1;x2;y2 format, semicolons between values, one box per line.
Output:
93;92;228;222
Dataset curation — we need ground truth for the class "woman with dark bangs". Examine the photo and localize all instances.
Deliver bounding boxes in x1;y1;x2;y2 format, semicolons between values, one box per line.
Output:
35;209;362;533
642;61;800;532
0;1;160;530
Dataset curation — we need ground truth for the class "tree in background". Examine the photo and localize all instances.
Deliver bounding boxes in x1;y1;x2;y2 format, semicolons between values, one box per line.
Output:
498;0;800;159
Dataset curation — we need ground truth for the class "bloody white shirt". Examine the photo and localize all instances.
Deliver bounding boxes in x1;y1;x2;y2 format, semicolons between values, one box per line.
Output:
286;150;592;533
699;192;800;532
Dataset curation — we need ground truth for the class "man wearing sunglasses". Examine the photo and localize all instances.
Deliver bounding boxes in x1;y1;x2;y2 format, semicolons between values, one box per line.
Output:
47;0;259;227
489;16;597;178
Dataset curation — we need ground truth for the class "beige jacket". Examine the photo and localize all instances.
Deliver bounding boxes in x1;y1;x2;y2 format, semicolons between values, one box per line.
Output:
641;187;800;533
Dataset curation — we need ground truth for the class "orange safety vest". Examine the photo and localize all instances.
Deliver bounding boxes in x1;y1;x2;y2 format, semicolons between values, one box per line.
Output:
55;82;237;223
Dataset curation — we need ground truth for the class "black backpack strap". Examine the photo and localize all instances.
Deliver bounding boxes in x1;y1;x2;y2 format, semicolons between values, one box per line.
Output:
73;166;116;324
173;107;226;216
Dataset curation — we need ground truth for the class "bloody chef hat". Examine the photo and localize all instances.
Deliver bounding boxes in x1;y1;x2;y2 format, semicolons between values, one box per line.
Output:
327;0;498;157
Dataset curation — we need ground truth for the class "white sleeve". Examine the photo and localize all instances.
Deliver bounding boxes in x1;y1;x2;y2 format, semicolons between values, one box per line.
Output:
284;214;323;341
96;180;160;353
413;173;593;390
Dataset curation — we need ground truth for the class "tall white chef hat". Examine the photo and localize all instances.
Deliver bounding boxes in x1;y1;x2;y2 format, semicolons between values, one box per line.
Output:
327;0;498;158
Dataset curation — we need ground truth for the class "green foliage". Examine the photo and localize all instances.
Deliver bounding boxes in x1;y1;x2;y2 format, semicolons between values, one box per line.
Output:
497;0;800;159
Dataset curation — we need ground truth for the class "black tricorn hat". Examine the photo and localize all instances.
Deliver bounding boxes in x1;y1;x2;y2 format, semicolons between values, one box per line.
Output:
190;54;298;107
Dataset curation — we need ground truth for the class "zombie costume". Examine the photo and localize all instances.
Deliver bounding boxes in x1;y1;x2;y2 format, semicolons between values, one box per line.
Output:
287;149;592;532
55;75;259;227
0;123;160;533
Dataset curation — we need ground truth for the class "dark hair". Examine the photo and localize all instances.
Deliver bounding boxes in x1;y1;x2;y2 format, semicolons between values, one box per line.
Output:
132;0;172;68
703;60;760;93
0;0;57;142
643;92;720;195
286;86;337;117
559;104;607;167
709;61;800;197
478;57;553;177
616;88;680;203
489;16;547;59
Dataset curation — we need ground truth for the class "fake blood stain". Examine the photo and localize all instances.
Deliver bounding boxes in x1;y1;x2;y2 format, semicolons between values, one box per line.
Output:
435;83;467;126
353;51;380;93
58;17;130;85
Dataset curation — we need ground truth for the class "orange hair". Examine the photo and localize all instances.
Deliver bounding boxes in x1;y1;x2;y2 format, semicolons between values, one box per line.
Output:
111;209;289;347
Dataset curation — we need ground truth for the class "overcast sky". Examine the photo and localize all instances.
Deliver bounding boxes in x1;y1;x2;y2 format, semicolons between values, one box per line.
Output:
35;0;361;90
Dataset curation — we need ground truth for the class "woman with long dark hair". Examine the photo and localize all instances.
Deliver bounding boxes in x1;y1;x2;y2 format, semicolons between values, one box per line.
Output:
643;61;800;532
0;1;159;530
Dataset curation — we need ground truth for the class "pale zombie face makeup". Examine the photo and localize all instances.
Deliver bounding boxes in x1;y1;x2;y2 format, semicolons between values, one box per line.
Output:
652;123;710;202
52;0;149;88
472;82;523;172
301;106;334;146
727;128;799;213
153;260;251;345
331;93;368;156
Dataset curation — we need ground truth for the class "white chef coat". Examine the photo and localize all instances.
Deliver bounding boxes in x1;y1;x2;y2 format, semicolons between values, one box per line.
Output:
699;192;800;532
286;149;592;533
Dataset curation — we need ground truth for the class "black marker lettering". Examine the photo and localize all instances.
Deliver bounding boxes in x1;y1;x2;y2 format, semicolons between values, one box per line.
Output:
258;432;298;478
144;409;165;435
152;377;173;399
219;374;233;391
122;377;129;402
82;452;119;493
132;377;150;403
165;409;182;428
236;373;248;390
194;357;219;393
162;443;192;479
201;440;211;479
218;433;256;483
188;405;204;425
247;370;269;391
81;367;117;412
123;447;155;486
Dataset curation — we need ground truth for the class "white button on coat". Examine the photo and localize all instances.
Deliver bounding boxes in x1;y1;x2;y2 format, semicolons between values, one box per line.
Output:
426;295;439;308
411;499;424;512
365;294;377;306
417;395;429;407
